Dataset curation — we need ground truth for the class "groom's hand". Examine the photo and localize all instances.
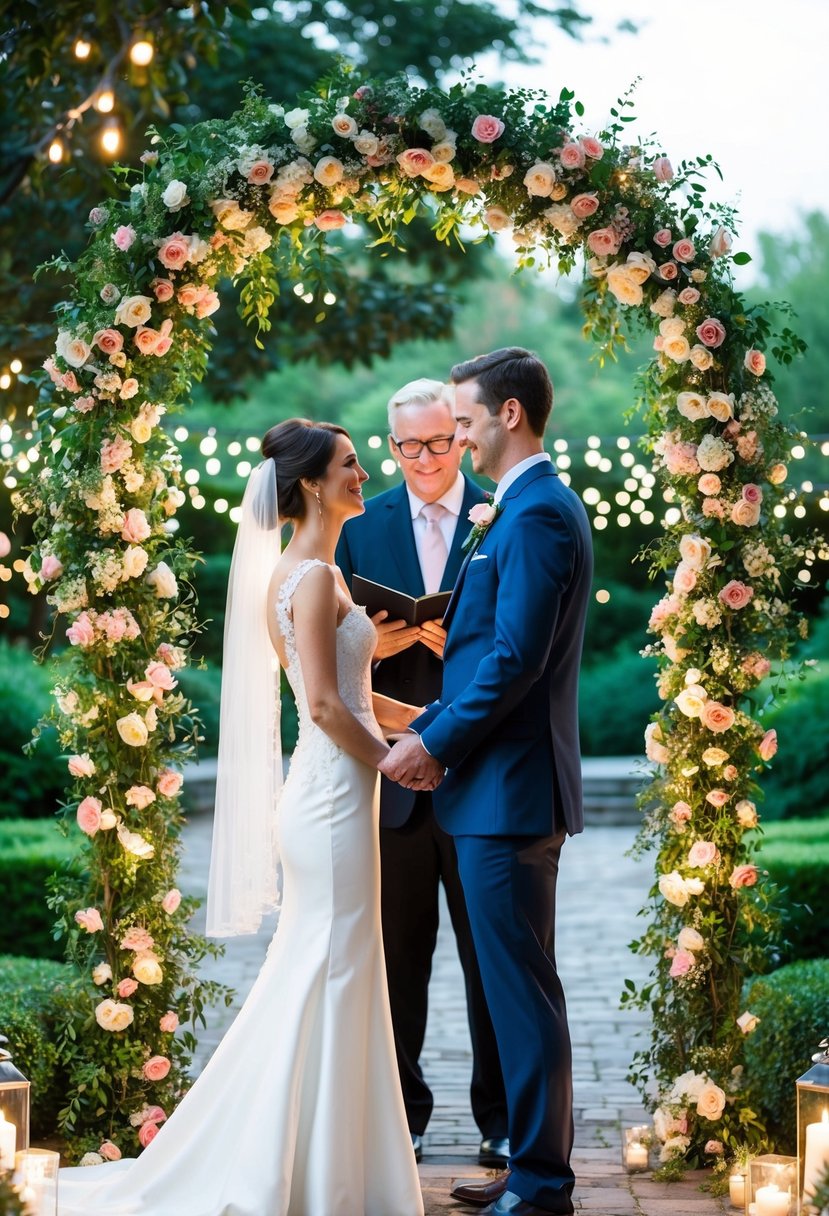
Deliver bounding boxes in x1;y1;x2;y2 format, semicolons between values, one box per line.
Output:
371;611;421;660
379;733;444;791
418;618;446;659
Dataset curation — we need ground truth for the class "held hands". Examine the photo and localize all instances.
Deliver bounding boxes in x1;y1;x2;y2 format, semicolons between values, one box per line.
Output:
371;612;446;661
378;732;445;792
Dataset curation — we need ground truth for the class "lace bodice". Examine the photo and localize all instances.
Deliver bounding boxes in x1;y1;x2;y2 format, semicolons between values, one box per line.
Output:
275;559;378;750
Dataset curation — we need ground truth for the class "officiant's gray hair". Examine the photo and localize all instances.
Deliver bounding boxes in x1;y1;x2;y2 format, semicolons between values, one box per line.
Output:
387;378;455;432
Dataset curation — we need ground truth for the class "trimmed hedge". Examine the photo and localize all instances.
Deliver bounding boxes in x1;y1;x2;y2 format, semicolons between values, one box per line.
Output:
758;665;829;819
579;645;660;755
743;959;829;1153
0;820;79;959
0;954;78;1138
753;818;829;963
0;642;64;820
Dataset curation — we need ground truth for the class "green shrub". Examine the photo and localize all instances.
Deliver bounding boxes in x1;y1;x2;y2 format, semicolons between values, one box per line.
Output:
743;959;829;1152
752;818;829;963
0;643;64;820
758;666;829;819
579;645;659;755
0;821;78;959
177;664;299;755
0;954;78;1138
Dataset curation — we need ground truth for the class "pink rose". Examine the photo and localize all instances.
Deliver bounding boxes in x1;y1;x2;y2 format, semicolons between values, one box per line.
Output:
156;233;191;271
119;377;139;400
113;225;137;252
62;371;80;393
247;159;275;185
744;349;766;376
678;287;701;306
134;327;160;356
99;1141;122;1161
688;840;719;867
742;653;771;681
705;789;729;808
580;136;604;159
468;503;497;527
719;580;753;611
705;1140;724;1155
758;729;778;761
702;497;725;519
658;261;678;281
696;317;726;348
741;483;762;505
559;142;586;169
731;499;761;527
137;1105;167;1126
142;1055;171;1082
670;801;692;828
75;395;96;414
672;239;696;263
121;927;155;952
121;508;152;544
93;328;124;355
145;661;177;690
117;977;138;998
723;765;738;782
157;769;184;798
313;209;347;231
77;796;103;835
471;115;505;143
41;554;63;580
68;754;95;778
396;148;435;177
697;474;721;495
159;1011;179;1033
570;193;599;219
672;563;697;595
177;283;204;309
0;532;10;558
138;1122;160;1148
195;291;220;319
151;278;174;302
586;227;621;257
670;950;694;978
653;228;672;247
67;613;95;647
161;888;181;914
701;701;736;734
710;226;732;258
126;785;156;810
653;156;674;182
89;207;107;225
729;864;758;889
75;906;104;933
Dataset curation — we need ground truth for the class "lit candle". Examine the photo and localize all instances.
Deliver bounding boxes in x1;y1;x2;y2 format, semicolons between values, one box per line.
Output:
754;1184;789;1216
0;1109;16;1169
803;1109;829;1207
626;1141;648;1168
729;1172;745;1208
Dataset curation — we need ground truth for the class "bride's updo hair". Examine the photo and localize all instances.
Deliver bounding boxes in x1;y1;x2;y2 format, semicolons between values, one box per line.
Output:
261;418;350;521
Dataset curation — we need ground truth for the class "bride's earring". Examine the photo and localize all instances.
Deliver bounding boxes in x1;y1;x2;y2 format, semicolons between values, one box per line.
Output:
315;490;323;519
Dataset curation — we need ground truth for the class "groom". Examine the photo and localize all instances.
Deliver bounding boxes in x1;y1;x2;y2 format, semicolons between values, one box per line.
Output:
381;348;593;1216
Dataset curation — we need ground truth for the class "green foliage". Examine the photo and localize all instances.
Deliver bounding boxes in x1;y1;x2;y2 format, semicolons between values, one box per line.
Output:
756;665;829;820
743;959;829;1152
0;953;78;1138
0;1172;25;1216
752;818;829;963
0;643;64;819
579;646;660;755
0;820;79;959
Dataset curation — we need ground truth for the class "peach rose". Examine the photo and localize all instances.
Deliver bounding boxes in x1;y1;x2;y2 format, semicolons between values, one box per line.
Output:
126;785;156;810
678;287;701;306
269;198;300;224
133;952;163;985
736;800;758;828
570;193;599;219
75;906;104;933
559;142;585;169
758;729;778;761
645;721;670;765
484;206;511;231
653;156;674;182
119;378;139;400
95;999;134;1033
679;534;711;570
77;795;103;835
114;294;153;328
161;888;181;914
99;1141;122;1161
156;233;191;270
117;977;138;998
159;1011;179;1033
313;155;344;187
696;317;726;348
586;227;621;257
669;801;692;828
689;344;714;371
143;1055;171;1082
138;1122;160;1148
396;147;434;177
768;462;787;485
706;391;734;422
672;563;697;595
522;162;557;197
121;927;155;952
705;789;729;808
145;660;177;690
157;769;184;798
701;701;736;734
247;159;275;185
134;327;160;355
678;926;705;953
580;136;604;159
719;580;753;611
688;840;719;867
121;508;151;543
729;864;758;889
471;115;505;143
117;713;149;748
313;210;347;231
68;754;96;778
731;498;761;527
696;1082;726;1120
744;349;766;376
93;962;112;985
151;278;174;302
93;328;124;355
658;261;678;281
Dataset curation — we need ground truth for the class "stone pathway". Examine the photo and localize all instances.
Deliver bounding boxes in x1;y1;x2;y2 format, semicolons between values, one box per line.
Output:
180;814;729;1216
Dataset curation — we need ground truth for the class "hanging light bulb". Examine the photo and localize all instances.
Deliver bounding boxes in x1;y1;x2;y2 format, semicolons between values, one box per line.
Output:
74;38;91;59
96;88;115;114
129;38;154;66
9;360;22;375
48;139;64;164
100;122;121;156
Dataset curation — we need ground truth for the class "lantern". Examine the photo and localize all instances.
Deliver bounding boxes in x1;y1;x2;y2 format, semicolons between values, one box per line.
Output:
0;1038;30;1170
744;1153;797;1216
621;1124;651;1172
797;1039;829;1213
13;1148;59;1215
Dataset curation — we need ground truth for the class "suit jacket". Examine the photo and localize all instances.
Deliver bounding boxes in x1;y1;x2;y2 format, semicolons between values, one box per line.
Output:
336;475;486;826
415;461;593;838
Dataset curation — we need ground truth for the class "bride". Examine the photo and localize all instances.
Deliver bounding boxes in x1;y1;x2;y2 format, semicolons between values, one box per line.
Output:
59;419;427;1216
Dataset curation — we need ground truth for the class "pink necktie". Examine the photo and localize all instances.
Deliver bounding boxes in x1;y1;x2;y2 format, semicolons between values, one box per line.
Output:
420;503;449;594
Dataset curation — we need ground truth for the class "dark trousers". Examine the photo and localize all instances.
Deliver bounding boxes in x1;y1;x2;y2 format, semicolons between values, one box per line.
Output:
379;792;508;1138
454;832;575;1213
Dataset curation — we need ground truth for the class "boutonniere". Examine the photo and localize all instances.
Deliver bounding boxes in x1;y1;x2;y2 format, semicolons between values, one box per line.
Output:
461;495;503;553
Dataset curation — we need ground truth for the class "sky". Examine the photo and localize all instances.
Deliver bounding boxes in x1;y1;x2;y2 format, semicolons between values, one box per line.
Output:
478;0;829;286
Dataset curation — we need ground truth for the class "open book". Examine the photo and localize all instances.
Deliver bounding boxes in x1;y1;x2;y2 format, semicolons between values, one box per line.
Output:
351;575;451;628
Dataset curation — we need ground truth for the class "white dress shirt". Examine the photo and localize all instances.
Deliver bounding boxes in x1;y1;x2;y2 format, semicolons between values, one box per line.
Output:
493;451;552;505
406;472;465;585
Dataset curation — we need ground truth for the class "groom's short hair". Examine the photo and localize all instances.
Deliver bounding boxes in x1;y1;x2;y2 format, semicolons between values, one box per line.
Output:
450;347;552;437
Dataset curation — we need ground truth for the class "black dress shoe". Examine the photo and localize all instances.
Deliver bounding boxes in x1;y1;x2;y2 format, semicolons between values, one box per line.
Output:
411;1132;423;1163
480;1189;574;1216
478;1136;510;1167
451;1169;511;1206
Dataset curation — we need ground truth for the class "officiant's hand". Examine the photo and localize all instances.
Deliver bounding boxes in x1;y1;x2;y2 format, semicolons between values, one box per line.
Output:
418;618;446;659
371;611;421;660
379;733;445;791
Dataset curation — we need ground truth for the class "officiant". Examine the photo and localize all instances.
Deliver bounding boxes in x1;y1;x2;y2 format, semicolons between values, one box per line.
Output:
336;378;508;1166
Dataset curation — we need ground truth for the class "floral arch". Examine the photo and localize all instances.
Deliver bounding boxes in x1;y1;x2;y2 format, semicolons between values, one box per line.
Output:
17;69;813;1166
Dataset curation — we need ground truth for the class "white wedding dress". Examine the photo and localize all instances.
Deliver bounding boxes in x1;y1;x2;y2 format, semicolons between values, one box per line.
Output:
59;559;424;1216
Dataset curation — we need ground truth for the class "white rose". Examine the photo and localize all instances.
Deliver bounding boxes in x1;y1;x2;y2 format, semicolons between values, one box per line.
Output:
116;712;149;747
284;107;310;130
331;112;358;138
133;952;163;985
161;179;190;211
92;962;112;985
660;1135;690;1162
670;1070;707;1102
678;926;705;953
543;203;581;238
658;871;690;907
675;685;707;717
114;295;153;329
95;998;134;1032
523;162;557;197
291;126;317;154
431;140;457;163
650;289;676;318
117;824;155;860
419;108;447;140
313;156;344;187
123;546;148;579
353;130;379;157
706;392;735;422
146;561;178;599
696;1081;726;1120
679;534;711;570
685;876;705;896
659;317;685;339
606;265;643;307
99;809;117;830
689;344;714;371
676;392;707;422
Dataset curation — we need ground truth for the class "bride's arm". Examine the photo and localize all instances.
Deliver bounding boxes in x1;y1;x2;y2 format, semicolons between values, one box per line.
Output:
372;692;423;734
292;564;389;768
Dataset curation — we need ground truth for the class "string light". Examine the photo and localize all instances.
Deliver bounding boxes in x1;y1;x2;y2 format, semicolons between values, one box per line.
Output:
129;39;154;66
582;488;600;506
593;517;608;531
381;459;397;476
174;426;189;442
74;38;91;59
587;435;601;449
556;454;571;469
236;461;252;478
0;374;10;390
227;441;242;456
205;458;221;475
48;140;64;164
96;89;115;114
214;499;228;514
184;469;199;485
323;292;337;306
245;437;259;452
790;444;806;459
553;439;568;453
368;436;382;449
199;436;217;456
100;123;121;155
595;589;611;603
9;360;21;374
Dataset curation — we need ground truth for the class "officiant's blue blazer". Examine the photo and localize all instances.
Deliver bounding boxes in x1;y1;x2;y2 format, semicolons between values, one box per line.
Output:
415;461;593;838
336;474;485;826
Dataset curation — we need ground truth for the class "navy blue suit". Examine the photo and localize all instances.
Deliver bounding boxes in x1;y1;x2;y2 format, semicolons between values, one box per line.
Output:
336;477;508;1140
415;460;593;1211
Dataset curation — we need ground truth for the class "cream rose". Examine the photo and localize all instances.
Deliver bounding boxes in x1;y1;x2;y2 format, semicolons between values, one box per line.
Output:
678;926;705;953
706;392;735;422
331;112;358;139
731;498;761;527
679;534;711;570
523;162;556;197
659;871;691;907
161;180;190;211
123;546;148;579
606;266;643;307
117;712;149;748
676;392;707;421
736;800;758;828
313;156;344;187
133;952;164;985
696;1082;726;1121
95;999;134;1032
662;335;691;363
689;344;715;371
114;295;153;329
675;685;707;718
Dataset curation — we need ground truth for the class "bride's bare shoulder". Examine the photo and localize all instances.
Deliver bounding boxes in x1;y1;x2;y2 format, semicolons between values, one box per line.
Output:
268;557;334;605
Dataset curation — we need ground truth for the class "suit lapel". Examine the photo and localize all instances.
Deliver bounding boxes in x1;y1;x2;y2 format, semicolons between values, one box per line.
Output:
384;486;425;597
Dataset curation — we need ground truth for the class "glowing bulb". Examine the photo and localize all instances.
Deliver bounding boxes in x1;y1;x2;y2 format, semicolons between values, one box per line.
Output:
323;292;336;306
593;516;607;531
227;441;241;456
245;437;259;452
48;140;64;163
595;589;611;604
205;457;221;475
214;498;228;514
129;39;154;66
199;436;217;456
236;461;252;477
96;89;115;114
0;374;10;390
587;435;601;449
381;459;397;476
184;469;200;485
100;125;121;155
582;488;600;506
9;359;21;374
553;438;568;453
174;426;189;442
790;444;806;459
368;435;382;449
556;454;571;470
74;38;91;59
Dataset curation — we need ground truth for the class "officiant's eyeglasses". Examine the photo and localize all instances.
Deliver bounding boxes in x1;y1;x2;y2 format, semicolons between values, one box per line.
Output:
390;434;456;459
